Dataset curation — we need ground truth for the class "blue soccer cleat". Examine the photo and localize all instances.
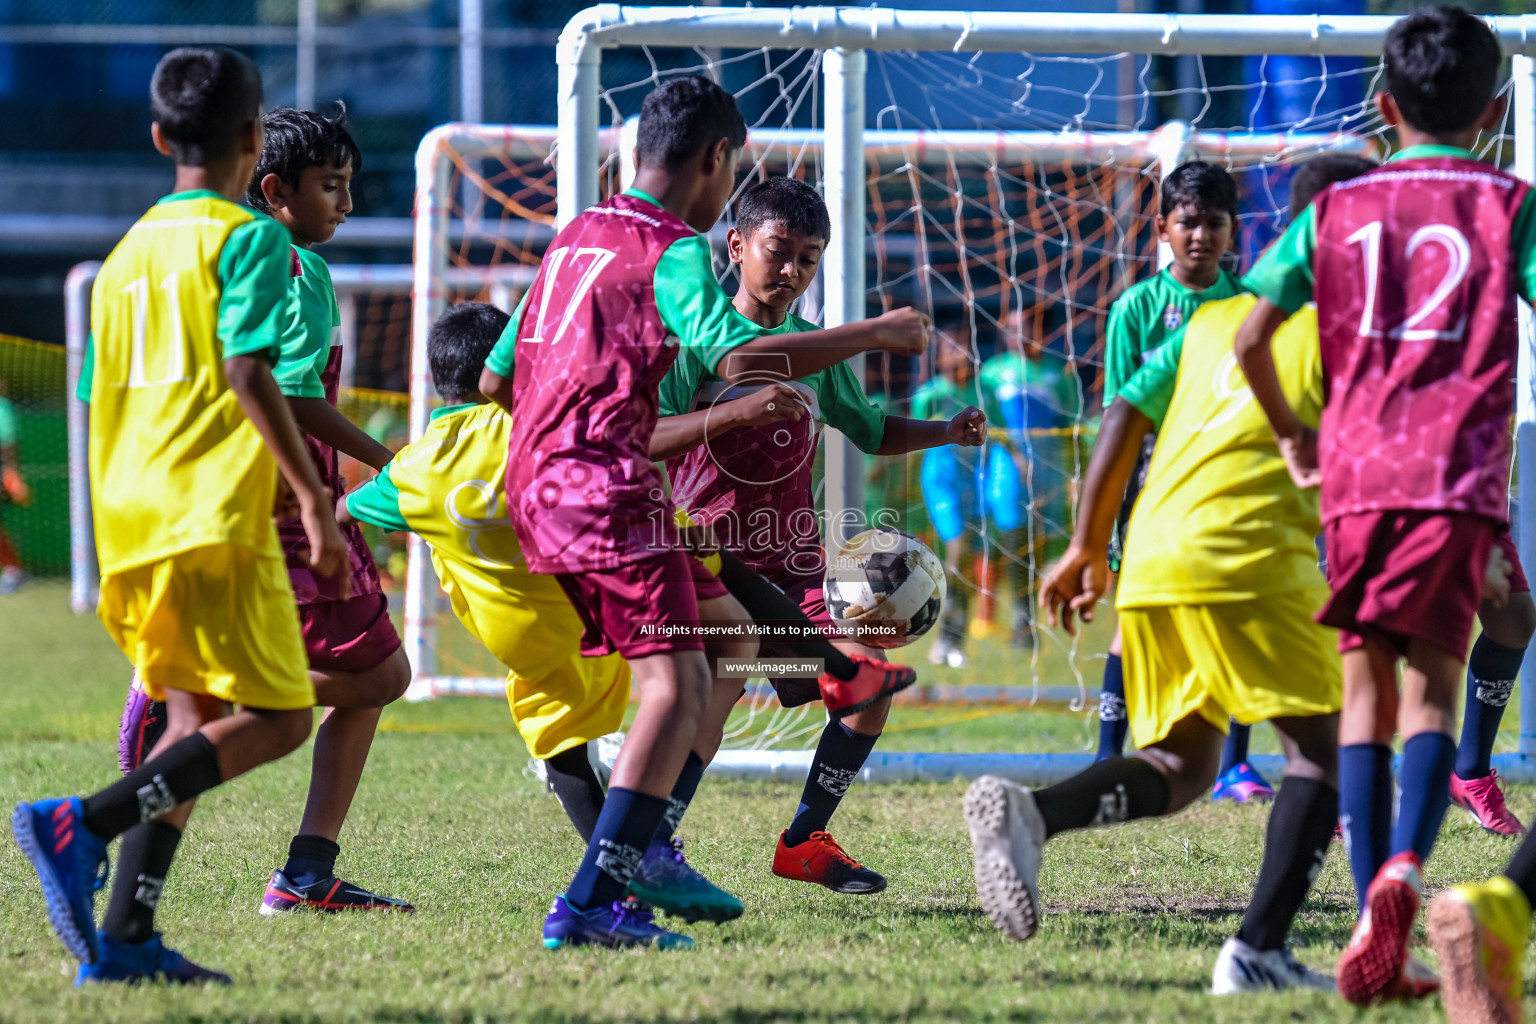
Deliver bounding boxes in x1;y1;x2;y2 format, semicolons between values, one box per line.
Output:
76;932;231;986
11;797;109;963
627;838;744;923
1212;762;1275;804
541;894;694;950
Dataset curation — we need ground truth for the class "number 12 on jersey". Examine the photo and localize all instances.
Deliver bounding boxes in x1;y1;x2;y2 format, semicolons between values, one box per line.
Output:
1345;220;1471;343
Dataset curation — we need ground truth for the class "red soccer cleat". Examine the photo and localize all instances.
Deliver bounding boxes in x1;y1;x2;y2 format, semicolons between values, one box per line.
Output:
1338;852;1431;1005
772;830;887;894
1451;770;1526;837
818;654;916;719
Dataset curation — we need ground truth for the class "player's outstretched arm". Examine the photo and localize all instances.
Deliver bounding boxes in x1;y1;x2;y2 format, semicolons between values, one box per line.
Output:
287;397;394;471
1234;297;1318;488
1038;398;1152;635
714;308;930;385
648;383;806;462
227;354;350;592
875;407;985;456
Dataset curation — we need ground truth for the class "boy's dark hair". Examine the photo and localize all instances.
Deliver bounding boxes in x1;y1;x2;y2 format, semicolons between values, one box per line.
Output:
1384;6;1502;136
735;177;831;243
429;302;509;403
1159;160;1239;220
635;76;748;170
245;104;362;213
1289;154;1379;212
150;46;263;166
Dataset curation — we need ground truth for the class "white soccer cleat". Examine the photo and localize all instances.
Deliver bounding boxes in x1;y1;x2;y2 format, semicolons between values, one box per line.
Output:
1210;937;1336;994
965;774;1045;941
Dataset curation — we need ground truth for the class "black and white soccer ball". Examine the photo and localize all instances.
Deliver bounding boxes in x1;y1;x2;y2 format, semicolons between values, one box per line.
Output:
824;528;946;649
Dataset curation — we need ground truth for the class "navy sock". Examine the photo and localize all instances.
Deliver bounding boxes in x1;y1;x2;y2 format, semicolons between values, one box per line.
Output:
1095;654;1127;761
1457;635;1523;779
1218;722;1251;777
786;719;880;846
653;752;706;844
1392;731;1457;866
1339;742;1393;912
565;787;669;911
283;834;341;889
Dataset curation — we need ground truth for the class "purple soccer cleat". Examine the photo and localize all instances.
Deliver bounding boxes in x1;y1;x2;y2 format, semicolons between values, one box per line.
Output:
76;932;231;985
542;894;693;950
117;674;167;776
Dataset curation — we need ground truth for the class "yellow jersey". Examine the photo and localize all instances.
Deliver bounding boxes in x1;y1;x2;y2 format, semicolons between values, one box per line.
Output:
83;190;294;574
1115;295;1324;607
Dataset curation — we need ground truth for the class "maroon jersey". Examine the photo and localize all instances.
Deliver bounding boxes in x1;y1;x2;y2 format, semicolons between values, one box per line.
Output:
1310;156;1528;524
505;193;698;573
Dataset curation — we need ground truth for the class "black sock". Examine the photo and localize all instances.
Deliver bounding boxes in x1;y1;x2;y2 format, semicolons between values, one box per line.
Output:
785;719;881;846
1032;756;1171;840
82;732;222;841
1095;654;1127;761
1218;722;1251;777
564;787;670;911
544;744;606;844
654;752;706;844
715;552;859;681
1457;635;1523;779
1237;777;1338;951
1503;830;1536;909
282;834;341;889
100;820;181;945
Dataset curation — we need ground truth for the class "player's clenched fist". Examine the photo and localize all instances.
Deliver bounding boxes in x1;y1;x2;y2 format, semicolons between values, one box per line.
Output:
947;406;986;447
872;307;931;356
734;383;808;427
1038;541;1109;636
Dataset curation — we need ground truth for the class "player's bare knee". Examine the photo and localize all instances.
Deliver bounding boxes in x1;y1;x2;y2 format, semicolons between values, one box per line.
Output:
372;650;413;706
1482;590;1536;648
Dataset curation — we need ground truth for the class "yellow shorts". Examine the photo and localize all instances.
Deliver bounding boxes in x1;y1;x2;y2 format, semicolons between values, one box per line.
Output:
448;572;631;761
1119;585;1342;749
97;544;314;710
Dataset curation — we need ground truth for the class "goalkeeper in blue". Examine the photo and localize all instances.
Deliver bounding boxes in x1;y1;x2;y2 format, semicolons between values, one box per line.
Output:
965;156;1379;994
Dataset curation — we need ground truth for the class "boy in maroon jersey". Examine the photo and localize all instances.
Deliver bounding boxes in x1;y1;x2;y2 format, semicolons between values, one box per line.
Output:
1235;6;1536;1004
655;177;985;896
479;77;929;950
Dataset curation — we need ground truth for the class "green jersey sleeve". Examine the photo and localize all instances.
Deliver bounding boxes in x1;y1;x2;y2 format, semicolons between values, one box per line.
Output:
343;464;410;534
657;346;710;418
0;397;16;448
1512;189;1536;305
1117;323;1186;430
1102;291;1143;407
1242;204;1317;315
653;235;765;373
272;248;333;399
483;290;530;378
816;359;887;454
217;217;294;362
76;333;95;403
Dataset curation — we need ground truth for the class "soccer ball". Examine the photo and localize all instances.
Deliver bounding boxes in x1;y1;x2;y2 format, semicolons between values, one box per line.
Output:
824;528;946;649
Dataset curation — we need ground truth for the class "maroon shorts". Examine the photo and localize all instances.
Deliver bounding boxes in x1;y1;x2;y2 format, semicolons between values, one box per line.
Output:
1321;510;1496;658
556;552;730;659
300;592;402;674
1496;525;1530;594
757;574;835;708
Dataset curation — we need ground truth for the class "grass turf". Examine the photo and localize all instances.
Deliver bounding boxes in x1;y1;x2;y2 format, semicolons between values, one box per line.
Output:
1;579;1529;1023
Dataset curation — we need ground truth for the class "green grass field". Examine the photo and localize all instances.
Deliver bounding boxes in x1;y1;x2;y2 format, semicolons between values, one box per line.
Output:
1;579;1528;1023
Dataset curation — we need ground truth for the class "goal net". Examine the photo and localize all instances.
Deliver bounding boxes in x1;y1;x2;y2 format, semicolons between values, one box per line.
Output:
408;9;1532;778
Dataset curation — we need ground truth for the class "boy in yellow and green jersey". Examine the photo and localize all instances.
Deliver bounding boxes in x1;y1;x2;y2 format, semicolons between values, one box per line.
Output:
964;157;1374;996
12;47;349;985
1095;161;1268;804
